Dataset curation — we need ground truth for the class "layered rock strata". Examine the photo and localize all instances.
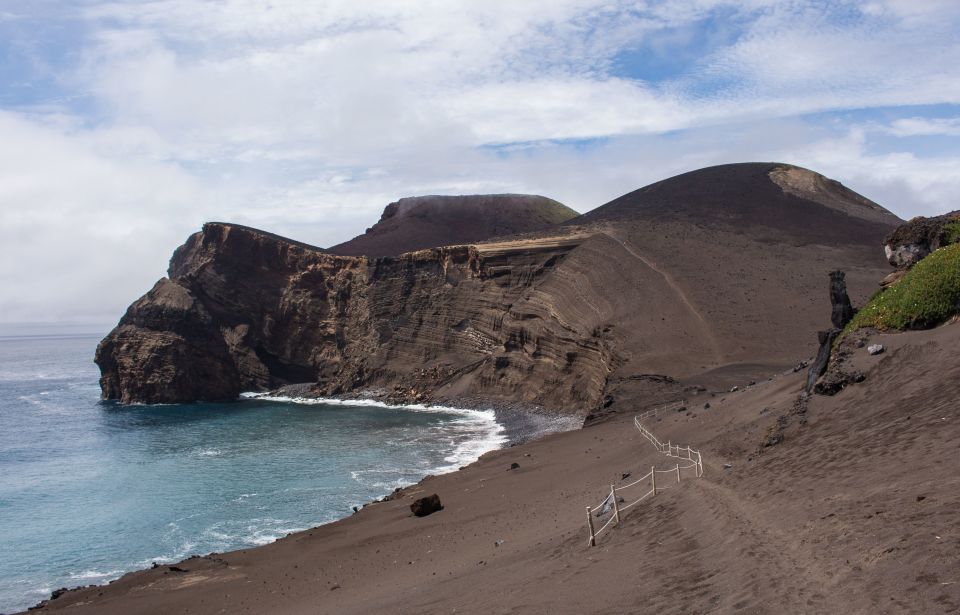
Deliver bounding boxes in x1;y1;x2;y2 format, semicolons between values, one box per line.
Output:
97;163;904;414
96;224;613;410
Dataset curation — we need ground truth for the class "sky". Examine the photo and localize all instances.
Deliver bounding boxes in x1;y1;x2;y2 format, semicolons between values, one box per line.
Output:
1;0;959;324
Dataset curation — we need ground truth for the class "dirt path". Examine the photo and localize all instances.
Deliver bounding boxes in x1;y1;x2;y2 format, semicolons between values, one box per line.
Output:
607;232;724;361
688;478;833;611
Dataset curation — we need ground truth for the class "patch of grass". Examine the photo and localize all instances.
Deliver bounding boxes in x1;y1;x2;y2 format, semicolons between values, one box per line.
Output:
842;242;960;337
945;221;960;244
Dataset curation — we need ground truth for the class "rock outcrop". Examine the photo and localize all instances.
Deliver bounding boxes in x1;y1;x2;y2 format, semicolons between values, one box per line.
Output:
97;163;903;413
883;210;960;269
97;223;613;410
806;271;857;394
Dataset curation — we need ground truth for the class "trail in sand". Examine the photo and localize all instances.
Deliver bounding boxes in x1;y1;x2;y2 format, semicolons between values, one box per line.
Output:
608;232;724;361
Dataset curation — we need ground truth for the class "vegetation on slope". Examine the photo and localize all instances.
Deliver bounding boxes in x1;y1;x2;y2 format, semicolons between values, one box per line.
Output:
945;221;960;244
843;243;960;336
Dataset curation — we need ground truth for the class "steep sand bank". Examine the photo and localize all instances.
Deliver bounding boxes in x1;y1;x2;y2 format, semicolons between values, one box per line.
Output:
35;322;959;614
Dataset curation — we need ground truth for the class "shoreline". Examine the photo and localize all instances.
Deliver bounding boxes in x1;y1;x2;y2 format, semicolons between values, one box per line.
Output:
20;395;582;614
22;324;960;613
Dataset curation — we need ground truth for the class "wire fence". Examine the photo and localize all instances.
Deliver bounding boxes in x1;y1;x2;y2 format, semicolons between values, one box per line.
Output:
584;405;703;547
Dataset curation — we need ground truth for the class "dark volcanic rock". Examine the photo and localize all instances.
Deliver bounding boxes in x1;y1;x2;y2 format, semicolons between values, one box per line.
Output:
883;210;960;268
806;270;856;394
96;223;368;404
329;194;578;258
410;494;443;517
97;164;901;411
96;222;614;409
829;271;856;329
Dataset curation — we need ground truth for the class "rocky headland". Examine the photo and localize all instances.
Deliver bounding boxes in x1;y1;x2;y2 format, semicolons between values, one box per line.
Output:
95;163;902;414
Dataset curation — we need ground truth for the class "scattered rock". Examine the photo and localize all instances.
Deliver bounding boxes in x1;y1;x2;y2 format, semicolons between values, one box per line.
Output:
917;495;926;502
729;386;738;392
494;539;505;547
703;402;710;409
410;494;443;517
509;462;520;470
621;472;631;480
814;369;866;396
352;506;359;513
330;584;340;591
763;432;783;447
867;344;885;355
723;463;733;469
168;566;187;573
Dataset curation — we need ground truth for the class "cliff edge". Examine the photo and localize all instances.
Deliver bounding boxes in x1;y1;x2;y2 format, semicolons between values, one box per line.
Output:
96;164;902;413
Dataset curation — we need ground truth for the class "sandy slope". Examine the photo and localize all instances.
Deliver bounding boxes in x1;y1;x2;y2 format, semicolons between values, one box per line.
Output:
38;321;959;614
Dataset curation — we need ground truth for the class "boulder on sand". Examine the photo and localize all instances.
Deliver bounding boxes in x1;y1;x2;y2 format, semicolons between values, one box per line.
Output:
410;494;443;517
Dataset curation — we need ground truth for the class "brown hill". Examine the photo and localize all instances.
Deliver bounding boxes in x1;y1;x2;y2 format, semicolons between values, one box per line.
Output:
328;194;578;258
573;162;896;242
95;163;902;411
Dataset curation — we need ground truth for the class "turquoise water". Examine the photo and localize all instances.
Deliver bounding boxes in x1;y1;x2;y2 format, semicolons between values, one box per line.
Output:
0;326;507;613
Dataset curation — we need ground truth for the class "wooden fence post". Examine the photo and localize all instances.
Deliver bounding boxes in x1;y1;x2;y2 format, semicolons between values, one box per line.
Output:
676;463;681;483
611;485;620;524
651;466;657;495
586;506;596;546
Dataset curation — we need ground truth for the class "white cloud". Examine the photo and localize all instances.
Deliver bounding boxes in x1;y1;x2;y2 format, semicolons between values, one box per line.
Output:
887;117;960;137
1;0;959;322
0;111;231;322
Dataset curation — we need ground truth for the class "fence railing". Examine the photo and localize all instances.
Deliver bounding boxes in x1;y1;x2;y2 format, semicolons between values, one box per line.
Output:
635;399;686;422
584;411;703;547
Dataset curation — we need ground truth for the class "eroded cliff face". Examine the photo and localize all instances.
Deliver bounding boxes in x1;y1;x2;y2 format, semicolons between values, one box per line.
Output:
96;224;614;411
97;163;903;414
96;223;371;403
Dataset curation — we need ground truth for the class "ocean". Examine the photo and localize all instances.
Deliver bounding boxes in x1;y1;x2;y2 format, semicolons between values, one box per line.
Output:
0;324;521;613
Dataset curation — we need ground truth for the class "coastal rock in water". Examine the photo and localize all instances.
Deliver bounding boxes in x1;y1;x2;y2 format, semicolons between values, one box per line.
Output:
410;494;443;517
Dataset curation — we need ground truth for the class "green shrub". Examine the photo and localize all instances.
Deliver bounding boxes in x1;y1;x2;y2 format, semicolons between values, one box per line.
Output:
842;242;960;337
945;221;960;244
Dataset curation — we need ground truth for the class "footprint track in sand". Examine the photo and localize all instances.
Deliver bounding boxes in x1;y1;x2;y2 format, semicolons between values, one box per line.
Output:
686;478;833;612
606;232;724;362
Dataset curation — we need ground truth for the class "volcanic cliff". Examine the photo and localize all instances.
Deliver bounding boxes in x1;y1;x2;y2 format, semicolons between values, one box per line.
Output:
96;163;903;413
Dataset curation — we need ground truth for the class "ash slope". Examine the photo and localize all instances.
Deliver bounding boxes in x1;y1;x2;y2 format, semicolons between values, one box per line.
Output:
50;322;960;614
329;194;578;258
96;163;901;411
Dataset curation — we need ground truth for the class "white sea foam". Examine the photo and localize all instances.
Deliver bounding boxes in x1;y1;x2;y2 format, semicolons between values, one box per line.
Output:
67;569;123;581
242;392;508;476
